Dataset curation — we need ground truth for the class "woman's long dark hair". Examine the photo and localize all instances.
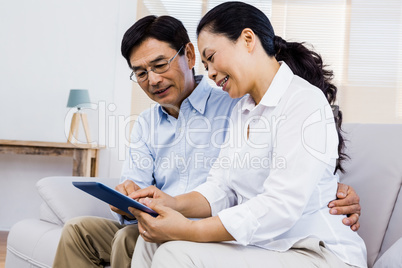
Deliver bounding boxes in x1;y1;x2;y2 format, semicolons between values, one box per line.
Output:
197;1;347;173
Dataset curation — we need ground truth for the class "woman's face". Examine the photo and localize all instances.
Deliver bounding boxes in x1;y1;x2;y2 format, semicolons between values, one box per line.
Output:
198;30;251;99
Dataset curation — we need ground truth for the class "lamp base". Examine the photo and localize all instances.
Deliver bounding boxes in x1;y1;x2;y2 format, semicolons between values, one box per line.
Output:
68;112;91;144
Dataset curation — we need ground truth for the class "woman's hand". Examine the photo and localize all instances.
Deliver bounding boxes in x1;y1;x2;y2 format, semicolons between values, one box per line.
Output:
329;183;361;231
128;198;193;243
129;197;234;244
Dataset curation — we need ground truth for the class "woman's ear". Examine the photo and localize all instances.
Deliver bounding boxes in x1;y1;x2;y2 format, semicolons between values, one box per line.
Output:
241;28;256;53
184;42;196;69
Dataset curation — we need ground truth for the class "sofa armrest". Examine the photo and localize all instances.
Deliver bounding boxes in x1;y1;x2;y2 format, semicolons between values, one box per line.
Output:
36;176;120;225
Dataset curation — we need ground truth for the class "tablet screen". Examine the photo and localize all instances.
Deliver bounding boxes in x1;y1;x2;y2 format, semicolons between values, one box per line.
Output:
73;181;158;217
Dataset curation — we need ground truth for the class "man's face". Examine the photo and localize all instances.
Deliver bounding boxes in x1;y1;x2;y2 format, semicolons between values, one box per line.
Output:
129;38;195;116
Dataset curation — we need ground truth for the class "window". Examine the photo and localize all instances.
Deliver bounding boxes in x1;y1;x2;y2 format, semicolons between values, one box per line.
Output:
132;0;402;124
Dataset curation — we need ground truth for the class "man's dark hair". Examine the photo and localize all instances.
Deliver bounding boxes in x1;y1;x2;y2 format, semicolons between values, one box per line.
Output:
121;15;190;68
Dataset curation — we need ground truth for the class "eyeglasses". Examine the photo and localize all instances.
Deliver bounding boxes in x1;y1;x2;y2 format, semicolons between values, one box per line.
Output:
130;45;184;83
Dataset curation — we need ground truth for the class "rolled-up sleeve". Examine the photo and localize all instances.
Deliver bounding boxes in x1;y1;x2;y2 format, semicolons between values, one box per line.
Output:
193;146;237;216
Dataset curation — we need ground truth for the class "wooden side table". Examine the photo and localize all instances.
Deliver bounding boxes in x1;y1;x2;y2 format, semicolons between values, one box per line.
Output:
0;140;104;177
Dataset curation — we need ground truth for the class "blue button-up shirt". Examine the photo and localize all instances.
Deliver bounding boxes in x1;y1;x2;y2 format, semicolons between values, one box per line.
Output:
115;75;239;223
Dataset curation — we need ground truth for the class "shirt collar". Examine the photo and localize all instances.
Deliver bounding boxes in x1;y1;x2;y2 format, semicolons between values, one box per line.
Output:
242;61;294;112
240;94;255;112
187;75;210;115
157;75;210;119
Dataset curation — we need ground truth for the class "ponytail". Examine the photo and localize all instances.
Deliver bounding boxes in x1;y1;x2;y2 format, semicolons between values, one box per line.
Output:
274;35;347;173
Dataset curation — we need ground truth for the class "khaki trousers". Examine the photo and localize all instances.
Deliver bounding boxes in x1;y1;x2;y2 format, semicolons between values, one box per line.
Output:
53;216;139;268
132;236;354;268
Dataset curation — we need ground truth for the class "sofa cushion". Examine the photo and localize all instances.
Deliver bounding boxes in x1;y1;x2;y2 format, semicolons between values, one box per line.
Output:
378;184;402;259
373;238;402;268
340;124;402;268
36;176;119;224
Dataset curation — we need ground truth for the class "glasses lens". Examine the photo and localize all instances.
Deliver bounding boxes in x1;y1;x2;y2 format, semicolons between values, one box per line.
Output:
130;72;138;83
153;60;170;74
135;70;148;83
130;51;178;83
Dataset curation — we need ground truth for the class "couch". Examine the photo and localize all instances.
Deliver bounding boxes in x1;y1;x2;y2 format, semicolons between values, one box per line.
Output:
5;176;119;268
5;124;402;268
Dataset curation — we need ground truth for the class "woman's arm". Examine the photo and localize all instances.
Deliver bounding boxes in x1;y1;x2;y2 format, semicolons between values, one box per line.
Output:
175;191;212;218
129;186;212;218
129;197;234;243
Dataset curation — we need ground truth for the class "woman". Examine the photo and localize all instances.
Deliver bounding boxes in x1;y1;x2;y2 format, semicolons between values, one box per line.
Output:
129;2;367;267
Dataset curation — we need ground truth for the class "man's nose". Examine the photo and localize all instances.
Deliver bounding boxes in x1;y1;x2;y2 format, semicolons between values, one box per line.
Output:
147;70;163;86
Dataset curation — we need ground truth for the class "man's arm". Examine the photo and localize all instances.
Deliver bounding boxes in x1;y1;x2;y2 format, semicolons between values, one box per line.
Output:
330;183;361;231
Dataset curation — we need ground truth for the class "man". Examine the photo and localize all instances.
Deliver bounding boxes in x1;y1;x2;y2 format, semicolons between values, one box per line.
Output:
53;15;361;268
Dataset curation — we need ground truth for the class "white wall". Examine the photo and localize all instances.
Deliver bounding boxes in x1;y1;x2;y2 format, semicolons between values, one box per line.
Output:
0;0;138;230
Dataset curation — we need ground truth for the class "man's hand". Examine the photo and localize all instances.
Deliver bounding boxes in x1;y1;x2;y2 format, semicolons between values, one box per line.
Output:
110;180;141;218
328;183;361;231
130;185;178;211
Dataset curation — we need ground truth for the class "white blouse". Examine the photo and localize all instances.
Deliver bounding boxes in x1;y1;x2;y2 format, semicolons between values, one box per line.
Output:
194;62;367;268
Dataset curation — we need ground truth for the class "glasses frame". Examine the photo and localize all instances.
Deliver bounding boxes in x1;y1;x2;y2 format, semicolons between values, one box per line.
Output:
130;45;184;83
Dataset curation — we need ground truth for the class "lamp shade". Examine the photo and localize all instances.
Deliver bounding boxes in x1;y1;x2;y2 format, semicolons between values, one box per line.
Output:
67;89;91;109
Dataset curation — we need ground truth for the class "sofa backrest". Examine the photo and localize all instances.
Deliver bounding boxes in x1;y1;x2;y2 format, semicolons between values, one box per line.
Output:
339;124;402;268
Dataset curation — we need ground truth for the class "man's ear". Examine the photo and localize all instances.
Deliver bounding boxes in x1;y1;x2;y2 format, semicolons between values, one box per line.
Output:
184;42;196;69
241;28;256;53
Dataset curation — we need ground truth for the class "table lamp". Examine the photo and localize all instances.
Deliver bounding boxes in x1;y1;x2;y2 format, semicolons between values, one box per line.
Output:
67;89;92;144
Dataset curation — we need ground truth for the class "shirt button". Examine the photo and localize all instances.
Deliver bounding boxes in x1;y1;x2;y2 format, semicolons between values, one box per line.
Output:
192;109;196;113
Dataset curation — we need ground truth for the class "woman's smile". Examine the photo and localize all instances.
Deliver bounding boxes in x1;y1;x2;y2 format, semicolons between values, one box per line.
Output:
217;75;229;91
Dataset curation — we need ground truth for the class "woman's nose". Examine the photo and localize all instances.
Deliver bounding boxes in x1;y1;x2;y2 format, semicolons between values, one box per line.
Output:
207;65;217;81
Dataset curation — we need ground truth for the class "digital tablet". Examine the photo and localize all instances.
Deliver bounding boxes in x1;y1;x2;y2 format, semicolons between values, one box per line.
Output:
72;181;158;217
